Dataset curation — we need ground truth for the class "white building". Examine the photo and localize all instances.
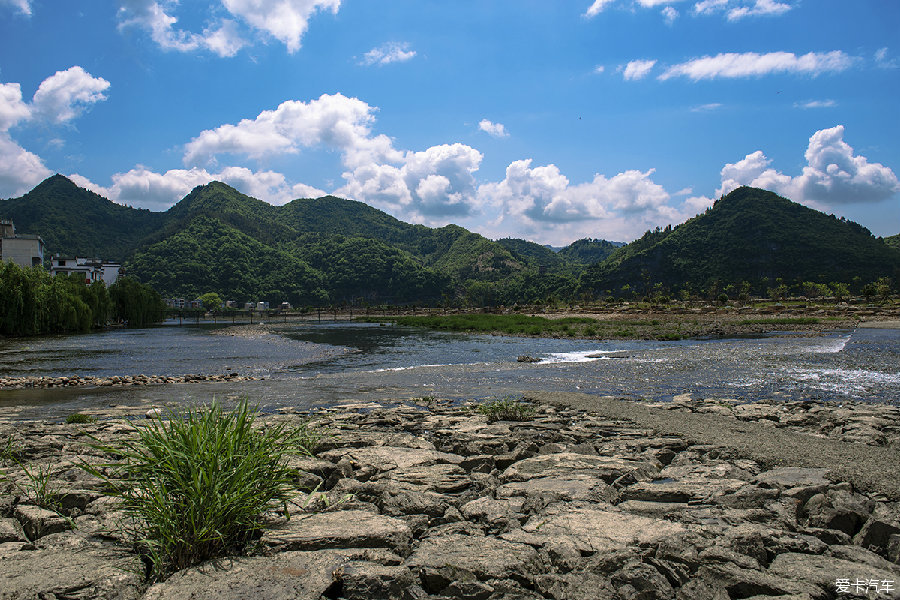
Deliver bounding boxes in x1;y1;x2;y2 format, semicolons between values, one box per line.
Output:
0;220;44;268
49;255;121;285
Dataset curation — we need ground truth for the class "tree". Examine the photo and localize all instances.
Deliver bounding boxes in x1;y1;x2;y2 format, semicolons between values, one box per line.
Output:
198;292;223;312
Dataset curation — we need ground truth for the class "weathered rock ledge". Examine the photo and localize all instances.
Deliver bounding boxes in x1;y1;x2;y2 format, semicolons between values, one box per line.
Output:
0;372;260;391
2;397;900;599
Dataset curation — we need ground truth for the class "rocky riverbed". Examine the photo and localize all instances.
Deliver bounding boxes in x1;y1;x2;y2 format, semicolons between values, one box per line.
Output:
0;372;260;391
2;395;900;599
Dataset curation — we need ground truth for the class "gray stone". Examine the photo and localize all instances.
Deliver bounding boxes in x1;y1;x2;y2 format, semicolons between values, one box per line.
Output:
503;504;686;554
0;533;142;600
319;446;462;475
382;463;471;493
404;533;541;590
755;466;831;489
496;474;614;503
143;550;350;600
261;510;412;553
769;552;900;597
338;561;418;600
501;452;658;484
0;517;24;543
14;504;70;540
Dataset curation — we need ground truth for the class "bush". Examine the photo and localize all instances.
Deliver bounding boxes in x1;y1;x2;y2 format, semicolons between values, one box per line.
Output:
82;399;318;578
475;396;536;423
65;413;96;424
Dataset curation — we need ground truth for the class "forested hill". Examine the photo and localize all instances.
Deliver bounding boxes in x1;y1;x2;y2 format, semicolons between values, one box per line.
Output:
1;177;594;304
0;175;165;261
580;186;900;297
886;233;900;251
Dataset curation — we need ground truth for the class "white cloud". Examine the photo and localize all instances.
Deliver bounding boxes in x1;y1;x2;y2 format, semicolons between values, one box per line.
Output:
623;59;657;81
726;0;791;20
221;0;340;53
593;65;606;74
201;19;248;57
478;159;677;240
693;0;792;19
0;83;31;131
478;119;509;138
875;47;899;69
72;164;326;210
662;6;678;24
361;42;416;66
183;93;399;167
30;67;110;124
637;0;688;6
584;0;616;17
691;102;723;112
0;0;31;15
659;51;854;80
0;133;52;198
794;99;836;109
717;126;900;206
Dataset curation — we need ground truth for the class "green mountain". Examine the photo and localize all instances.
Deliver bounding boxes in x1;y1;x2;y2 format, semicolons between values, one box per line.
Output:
885;233;900;251
557;238;622;265
0;174;164;261
580;186;900;296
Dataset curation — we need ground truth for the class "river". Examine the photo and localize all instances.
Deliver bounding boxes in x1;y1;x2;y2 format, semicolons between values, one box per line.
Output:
0;321;898;419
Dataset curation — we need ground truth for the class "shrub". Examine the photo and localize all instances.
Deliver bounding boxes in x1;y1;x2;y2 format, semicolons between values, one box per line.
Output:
82;399;318;578
475;396;536;423
65;413;96;424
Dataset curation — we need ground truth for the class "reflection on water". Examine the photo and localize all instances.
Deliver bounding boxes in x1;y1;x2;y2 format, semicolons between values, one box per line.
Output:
1;321;898;420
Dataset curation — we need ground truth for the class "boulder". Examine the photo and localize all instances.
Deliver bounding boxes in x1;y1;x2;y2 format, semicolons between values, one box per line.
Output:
261;510;412;553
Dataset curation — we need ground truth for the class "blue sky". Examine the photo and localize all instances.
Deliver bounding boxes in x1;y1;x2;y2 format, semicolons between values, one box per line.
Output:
1;0;898;245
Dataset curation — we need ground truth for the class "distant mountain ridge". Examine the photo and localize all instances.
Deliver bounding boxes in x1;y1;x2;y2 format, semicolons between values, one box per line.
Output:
2;177;897;304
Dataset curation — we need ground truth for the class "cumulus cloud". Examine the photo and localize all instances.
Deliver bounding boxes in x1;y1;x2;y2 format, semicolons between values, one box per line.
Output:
221;0;340;53
875;47;899;69
119;0;346;56
717;126;900;206
360;42;416;66
659;51;854;80
583;0;616;17
0;0;30;15
72;164;326;210
0;133;52;197
478;119;509;138
662;6;678;24
693;0;791;19
0;83;31;131
691;102;723;112
30;67;110;124
622;59;657;81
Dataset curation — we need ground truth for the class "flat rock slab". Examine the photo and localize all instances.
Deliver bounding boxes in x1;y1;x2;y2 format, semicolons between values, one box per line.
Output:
261;510;411;553
496;474;612;502
754;467;832;489
768;552;900;598
381;463;471;493
143;550;349;600
503;505;687;554
623;477;748;503
0;534;143;600
404;533;540;588
501;452;658;483
318;446;462;473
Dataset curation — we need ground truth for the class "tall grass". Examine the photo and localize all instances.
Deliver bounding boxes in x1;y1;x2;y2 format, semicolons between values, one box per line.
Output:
475;396;536;423
82;399;319;578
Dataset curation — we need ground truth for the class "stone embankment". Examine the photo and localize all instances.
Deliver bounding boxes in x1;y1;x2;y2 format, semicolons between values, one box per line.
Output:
0;372;259;391
3;397;900;599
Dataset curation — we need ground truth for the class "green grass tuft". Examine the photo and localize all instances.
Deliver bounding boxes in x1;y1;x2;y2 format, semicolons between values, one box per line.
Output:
65;413;96;424
475;396;536;423
81;399;319;578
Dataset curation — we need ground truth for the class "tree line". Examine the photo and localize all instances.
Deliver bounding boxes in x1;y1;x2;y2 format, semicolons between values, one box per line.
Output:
0;262;166;336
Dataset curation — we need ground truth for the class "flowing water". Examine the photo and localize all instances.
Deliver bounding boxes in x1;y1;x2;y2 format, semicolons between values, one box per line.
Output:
0;321;898;420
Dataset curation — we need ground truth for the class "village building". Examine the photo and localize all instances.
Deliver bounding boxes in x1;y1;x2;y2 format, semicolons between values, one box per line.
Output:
49;255;121;286
0;220;44;269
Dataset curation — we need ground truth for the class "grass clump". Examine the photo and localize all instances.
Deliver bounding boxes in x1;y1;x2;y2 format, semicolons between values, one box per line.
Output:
82;399;317;578
65;413;96;424
475;396;536;423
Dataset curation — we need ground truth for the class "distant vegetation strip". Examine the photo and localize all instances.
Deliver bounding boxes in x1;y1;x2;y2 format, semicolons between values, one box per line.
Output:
358;314;690;340
737;317;821;326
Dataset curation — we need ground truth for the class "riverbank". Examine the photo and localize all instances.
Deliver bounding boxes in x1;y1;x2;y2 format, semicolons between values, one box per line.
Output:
0;372;260;391
360;303;900;340
2;393;900;599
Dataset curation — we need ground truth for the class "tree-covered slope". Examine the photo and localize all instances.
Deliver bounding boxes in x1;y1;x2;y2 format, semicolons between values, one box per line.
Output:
0;174;164;261
581;186;900;295
885;234;900;251
557;238;622;265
